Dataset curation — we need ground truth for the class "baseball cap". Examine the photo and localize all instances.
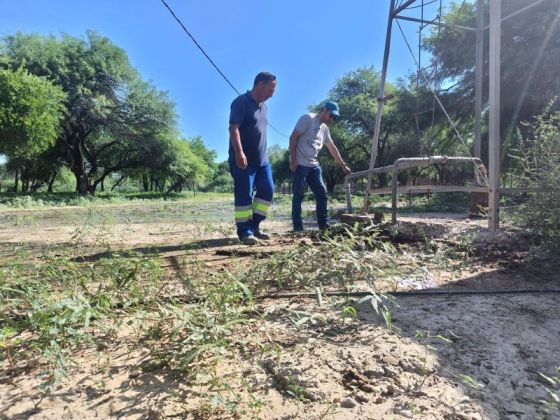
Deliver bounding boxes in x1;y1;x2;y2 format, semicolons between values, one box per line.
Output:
324;101;340;117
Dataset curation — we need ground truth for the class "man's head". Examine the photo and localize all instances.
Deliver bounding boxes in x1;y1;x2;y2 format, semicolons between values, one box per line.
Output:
319;101;340;123
252;71;276;103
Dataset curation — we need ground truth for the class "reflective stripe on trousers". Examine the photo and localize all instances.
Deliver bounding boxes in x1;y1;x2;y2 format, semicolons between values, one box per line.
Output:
234;205;253;223
252;197;271;217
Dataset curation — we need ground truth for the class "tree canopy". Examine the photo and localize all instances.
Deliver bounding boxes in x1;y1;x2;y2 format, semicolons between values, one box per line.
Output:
0;31;215;195
424;0;560;140
0;67;65;159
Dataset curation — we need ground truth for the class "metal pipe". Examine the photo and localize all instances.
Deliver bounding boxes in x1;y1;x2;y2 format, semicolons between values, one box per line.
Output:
349;157;484;181
370;185;489;194
392;166;398;224
395;14;477;32
394;156;484;168
345;177;353;213
257;289;560;300
393;0;419;16
346;165;397;181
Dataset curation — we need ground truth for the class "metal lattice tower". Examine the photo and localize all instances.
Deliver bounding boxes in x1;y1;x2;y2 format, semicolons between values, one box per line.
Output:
345;0;548;232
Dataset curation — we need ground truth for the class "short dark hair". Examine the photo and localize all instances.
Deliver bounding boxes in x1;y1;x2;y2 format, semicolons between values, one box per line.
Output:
254;71;276;87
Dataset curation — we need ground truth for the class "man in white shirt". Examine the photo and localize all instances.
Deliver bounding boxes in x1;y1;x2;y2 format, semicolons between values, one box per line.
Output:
289;101;351;231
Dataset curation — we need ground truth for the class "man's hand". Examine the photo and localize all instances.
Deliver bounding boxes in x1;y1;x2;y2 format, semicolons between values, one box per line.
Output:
341;164;351;176
289;160;298;173
236;151;248;169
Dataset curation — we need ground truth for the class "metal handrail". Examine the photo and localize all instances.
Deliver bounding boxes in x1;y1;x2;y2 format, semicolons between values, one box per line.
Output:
344;156;489;221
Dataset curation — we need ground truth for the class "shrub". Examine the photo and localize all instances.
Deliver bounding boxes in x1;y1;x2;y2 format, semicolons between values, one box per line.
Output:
510;104;560;251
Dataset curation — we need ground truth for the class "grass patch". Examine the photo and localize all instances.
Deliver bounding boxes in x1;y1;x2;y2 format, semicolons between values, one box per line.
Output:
0;191;231;209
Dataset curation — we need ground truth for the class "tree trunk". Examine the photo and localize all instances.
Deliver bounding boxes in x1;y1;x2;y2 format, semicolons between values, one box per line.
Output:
21;169;29;193
142;174;149;192
47;171;57;193
13;169;19;192
75;170;89;195
31;181;43;194
379;173;387;188
72;141;91;195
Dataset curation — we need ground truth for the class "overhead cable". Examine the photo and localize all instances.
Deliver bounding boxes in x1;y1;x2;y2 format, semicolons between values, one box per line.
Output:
160;0;240;95
160;0;290;139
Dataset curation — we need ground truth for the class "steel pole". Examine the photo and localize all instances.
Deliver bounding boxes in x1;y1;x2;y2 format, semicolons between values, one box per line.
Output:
474;0;484;159
364;0;396;212
391;167;398;224
488;0;501;231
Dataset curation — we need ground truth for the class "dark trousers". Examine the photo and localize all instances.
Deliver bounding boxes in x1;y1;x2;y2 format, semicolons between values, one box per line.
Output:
292;164;328;230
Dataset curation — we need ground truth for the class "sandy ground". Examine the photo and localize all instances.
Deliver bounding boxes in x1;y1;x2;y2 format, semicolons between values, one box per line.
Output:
0;202;559;419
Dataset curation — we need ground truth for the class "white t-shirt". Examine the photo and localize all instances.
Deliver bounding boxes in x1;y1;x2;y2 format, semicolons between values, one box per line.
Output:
293;113;332;167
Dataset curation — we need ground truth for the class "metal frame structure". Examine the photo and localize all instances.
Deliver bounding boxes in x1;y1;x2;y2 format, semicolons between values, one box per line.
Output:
346;0;548;232
346;155;488;223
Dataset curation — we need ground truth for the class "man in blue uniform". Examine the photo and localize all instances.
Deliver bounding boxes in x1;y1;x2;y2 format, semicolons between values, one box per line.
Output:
229;72;276;245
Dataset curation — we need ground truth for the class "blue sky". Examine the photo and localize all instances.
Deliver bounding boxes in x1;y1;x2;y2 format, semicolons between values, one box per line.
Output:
1;0;452;162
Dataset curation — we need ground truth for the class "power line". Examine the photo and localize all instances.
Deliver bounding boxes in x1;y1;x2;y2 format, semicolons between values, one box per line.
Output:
160;0;240;95
160;0;290;140
268;123;290;139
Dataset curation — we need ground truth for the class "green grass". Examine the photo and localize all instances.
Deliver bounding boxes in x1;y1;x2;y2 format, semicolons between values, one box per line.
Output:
316;191;473;215
0;191;232;209
0;208;401;409
0;189;473;216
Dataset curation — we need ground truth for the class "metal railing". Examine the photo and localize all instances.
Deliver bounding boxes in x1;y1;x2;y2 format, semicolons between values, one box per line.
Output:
345;156;489;224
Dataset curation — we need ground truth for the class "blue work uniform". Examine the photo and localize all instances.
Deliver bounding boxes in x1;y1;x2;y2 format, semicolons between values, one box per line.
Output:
228;91;274;239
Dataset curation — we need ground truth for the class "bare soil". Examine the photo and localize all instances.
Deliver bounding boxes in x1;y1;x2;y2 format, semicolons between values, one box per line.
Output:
0;202;559;419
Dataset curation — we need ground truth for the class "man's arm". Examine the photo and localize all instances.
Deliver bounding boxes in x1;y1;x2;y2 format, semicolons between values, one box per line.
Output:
229;123;247;169
326;141;351;175
289;129;302;173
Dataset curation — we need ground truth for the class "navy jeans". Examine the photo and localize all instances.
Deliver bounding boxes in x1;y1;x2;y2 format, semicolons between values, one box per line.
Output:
292;164;328;230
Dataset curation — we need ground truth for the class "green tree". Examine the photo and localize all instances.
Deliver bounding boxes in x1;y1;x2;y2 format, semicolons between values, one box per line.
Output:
165;139;209;193
7;144;65;193
0;67;65;160
326;67;419;188
510;104;560;250
1;31;178;195
86;78;178;193
187;136;217;180
268;144;290;186
424;0;560;165
204;160;233;193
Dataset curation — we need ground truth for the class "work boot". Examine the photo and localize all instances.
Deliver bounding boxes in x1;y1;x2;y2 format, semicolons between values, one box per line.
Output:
253;230;271;240
240;235;259;246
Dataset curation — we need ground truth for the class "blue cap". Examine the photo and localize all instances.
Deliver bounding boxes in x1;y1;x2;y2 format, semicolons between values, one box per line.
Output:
324;101;340;117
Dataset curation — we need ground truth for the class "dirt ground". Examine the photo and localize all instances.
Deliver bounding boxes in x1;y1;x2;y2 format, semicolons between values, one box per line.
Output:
0;200;559;419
